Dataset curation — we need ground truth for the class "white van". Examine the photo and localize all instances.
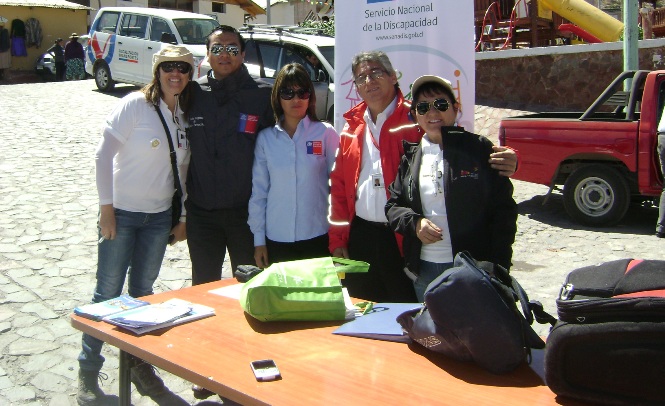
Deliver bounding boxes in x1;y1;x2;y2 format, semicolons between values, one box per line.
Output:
86;7;219;91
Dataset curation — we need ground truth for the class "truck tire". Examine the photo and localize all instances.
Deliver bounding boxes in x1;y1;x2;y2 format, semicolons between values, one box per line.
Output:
94;63;115;92
563;165;630;227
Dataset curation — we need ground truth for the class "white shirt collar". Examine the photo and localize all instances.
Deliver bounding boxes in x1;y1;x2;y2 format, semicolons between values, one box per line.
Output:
363;96;398;139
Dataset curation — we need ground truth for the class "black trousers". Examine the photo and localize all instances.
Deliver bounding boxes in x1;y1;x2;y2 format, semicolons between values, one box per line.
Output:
266;234;330;264
55;61;65;81
343;216;417;303
186;202;255;285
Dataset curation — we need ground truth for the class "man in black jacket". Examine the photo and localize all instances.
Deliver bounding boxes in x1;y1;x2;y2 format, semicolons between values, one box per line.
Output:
186;26;274;287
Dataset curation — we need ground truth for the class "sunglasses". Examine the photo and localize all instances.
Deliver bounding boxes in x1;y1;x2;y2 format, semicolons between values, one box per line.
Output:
414;98;450;115
160;61;191;74
279;88;311;100
354;68;386;87
210;44;240;57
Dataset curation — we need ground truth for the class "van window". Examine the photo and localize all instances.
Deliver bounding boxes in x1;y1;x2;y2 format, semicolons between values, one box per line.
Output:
173;18;220;45
150;17;174;42
255;42;281;77
119;14;149;39
96;12;120;34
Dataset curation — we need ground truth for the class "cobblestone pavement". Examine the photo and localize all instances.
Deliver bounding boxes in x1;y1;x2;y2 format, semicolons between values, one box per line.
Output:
0;80;661;405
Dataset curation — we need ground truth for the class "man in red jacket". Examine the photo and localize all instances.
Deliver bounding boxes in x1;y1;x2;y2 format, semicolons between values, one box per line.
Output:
328;51;517;302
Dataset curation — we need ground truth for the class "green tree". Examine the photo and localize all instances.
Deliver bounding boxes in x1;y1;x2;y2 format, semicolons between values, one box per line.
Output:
299;18;335;37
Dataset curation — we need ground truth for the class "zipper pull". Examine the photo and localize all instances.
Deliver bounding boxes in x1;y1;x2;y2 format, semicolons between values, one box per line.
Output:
560;283;574;300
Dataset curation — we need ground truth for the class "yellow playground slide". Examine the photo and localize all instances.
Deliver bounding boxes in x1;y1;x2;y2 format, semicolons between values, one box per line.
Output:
539;0;624;42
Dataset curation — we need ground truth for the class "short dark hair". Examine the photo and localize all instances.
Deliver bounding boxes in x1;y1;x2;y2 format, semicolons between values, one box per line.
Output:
206;25;245;52
271;63;318;123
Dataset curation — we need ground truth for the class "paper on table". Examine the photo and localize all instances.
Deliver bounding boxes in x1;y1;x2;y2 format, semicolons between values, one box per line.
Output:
333;303;422;343
74;295;150;321
103;298;215;335
104;300;192;327
209;283;245;300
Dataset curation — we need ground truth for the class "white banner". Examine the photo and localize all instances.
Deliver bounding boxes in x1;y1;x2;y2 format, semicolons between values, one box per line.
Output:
334;0;474;132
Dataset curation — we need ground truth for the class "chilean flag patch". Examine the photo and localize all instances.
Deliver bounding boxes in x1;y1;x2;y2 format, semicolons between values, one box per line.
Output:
238;113;259;134
306;141;322;155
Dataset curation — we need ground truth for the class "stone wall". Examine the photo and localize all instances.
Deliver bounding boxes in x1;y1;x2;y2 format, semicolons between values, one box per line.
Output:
475;38;665;111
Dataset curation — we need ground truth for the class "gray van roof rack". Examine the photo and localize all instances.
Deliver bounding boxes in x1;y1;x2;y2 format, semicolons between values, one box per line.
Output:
239;23;332;38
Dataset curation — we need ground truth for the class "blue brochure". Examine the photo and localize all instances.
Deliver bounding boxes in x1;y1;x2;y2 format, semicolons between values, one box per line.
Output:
332;303;422;343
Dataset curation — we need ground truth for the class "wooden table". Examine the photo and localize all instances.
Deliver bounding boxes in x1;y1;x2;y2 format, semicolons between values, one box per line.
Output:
70;280;579;405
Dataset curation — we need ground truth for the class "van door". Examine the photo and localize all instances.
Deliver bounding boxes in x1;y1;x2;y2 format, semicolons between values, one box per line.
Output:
116;13;149;83
144;17;175;79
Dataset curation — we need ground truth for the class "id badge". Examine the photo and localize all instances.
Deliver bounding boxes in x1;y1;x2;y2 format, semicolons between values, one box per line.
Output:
372;173;384;189
177;129;188;149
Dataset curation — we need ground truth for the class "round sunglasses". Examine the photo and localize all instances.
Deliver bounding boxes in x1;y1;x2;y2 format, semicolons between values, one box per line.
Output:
160;62;191;74
414;98;450;115
279;88;311;100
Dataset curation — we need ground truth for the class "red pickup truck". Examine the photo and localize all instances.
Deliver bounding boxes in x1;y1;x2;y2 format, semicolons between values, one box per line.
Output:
499;70;664;226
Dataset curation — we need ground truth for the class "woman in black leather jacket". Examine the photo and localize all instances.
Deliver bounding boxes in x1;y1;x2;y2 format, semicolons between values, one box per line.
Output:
385;75;517;301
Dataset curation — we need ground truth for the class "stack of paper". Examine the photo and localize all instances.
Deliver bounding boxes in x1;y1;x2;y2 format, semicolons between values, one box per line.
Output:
74;295;150;321
103;298;215;335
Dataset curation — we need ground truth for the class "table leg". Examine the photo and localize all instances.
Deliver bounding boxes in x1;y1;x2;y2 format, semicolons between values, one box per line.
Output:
118;350;132;406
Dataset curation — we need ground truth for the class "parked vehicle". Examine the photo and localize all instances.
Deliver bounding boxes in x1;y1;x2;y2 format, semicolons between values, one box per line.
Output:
36;35;90;80
499;70;664;226
85;7;219;91
34;52;55;78
200;24;335;122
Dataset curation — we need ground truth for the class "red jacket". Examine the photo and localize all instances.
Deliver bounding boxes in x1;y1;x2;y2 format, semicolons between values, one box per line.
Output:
328;90;423;253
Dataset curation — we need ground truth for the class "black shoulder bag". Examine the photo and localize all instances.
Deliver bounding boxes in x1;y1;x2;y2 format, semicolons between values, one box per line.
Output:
397;251;556;374
154;104;183;238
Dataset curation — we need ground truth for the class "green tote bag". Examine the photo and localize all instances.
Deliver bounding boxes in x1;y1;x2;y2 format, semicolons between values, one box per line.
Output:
239;257;369;322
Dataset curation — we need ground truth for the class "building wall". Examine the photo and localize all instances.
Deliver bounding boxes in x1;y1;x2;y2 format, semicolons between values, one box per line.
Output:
252;4;295;25
0;6;88;71
476;38;665;110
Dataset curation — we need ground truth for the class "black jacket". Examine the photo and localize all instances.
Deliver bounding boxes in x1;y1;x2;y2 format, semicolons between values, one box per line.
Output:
385;127;518;276
186;64;274;210
46;43;64;62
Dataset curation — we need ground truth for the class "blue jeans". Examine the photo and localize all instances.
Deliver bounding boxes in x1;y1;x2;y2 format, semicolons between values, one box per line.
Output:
414;260;454;302
78;208;171;372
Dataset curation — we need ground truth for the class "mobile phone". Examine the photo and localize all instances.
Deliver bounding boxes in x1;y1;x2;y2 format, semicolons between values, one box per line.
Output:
250;359;281;382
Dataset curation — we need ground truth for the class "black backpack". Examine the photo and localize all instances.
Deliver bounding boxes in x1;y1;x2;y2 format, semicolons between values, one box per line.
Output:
397;252;555;374
545;259;665;405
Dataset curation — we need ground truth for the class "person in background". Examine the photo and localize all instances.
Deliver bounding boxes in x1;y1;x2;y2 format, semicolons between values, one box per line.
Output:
386;75;518;301
77;45;193;405
65;33;85;81
46;38;65;81
185;25;273;399
249;63;339;268
328;51;518;303
656;117;665;238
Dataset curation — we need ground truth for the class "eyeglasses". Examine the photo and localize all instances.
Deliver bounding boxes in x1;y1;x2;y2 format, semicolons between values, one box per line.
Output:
354;68;386;87
414;98;450;115
210;44;240;57
279;88;311;100
160;62;191;74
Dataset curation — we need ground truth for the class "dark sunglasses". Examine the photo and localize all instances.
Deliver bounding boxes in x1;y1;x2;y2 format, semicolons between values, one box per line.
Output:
210;44;240;57
160;61;191;74
414;98;450;115
279;88;311;100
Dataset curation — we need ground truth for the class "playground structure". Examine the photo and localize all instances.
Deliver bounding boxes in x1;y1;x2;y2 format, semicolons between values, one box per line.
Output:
474;0;652;51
